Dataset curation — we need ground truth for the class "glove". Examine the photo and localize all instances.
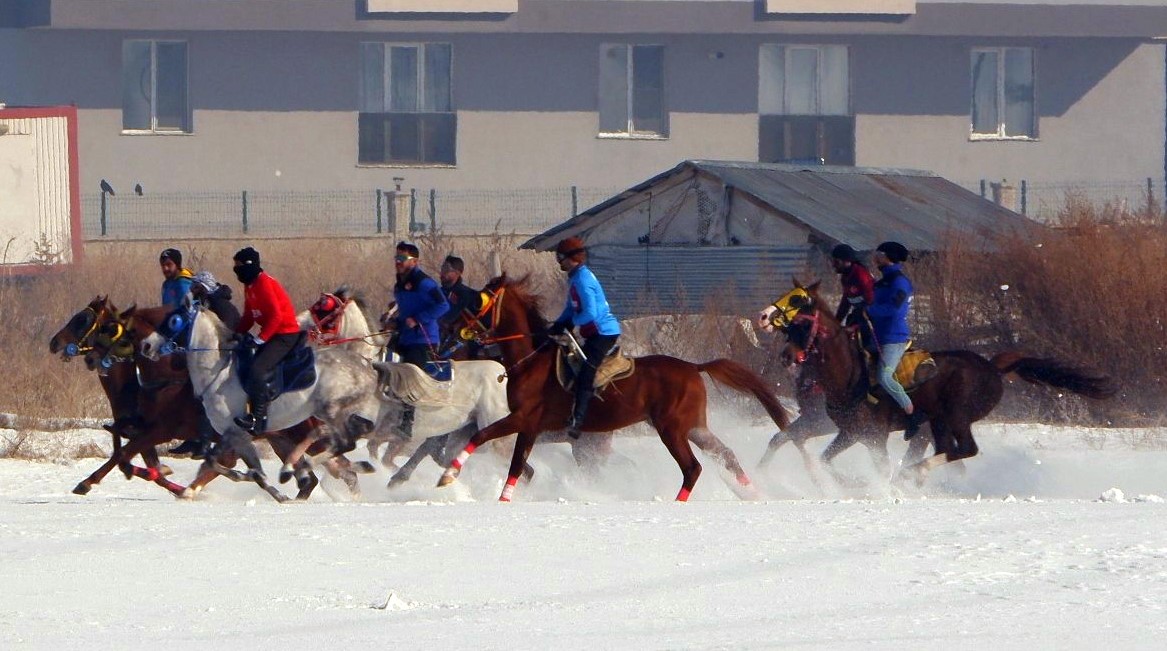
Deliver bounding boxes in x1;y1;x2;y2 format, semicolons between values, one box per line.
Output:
547;320;569;336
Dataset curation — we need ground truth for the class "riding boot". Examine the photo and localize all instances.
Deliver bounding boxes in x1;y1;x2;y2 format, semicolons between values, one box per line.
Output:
566;391;591;440
903;409;927;441
399;404;416;440
234;397;269;435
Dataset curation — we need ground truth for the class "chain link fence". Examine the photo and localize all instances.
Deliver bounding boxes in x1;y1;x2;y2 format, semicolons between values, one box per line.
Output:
81;186;623;241
80;179;1164;241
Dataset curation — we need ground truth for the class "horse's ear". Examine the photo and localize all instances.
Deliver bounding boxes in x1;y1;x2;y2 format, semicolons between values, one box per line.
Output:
807;280;822;295
119;304;137;319
791;276;804;289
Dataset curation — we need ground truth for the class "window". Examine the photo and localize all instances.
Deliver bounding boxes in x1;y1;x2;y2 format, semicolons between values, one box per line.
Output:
599;44;666;137
758;44;853;165
122;40;190;133
970;47;1036;139
359;42;455;165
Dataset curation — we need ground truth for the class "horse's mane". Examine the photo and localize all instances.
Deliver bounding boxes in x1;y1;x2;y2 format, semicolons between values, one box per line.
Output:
491;273;550;331
333;284;366;308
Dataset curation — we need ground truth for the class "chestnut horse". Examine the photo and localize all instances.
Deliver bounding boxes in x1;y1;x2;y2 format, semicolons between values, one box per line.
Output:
436;275;792;502
760;281;1115;485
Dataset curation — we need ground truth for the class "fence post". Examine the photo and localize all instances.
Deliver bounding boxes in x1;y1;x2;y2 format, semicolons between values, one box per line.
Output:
241;190;249;234
571;185;578;217
428;188;437;232
1148;177;1154;207
979;179;986;199
1020;180;1027;215
409;189;417;232
376;189;383;234
100;191;108;236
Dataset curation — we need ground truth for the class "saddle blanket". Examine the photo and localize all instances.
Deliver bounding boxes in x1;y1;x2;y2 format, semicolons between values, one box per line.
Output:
556;348;636;395
372;361;456;407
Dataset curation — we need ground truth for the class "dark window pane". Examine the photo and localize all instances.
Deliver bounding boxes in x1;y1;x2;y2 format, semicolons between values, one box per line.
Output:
822;116;855;165
599;44;629;133
122;40;152;130
758;115;853;165
632;45;664;134
971;50;999;134
388;113;422;163
358;113;388;163
1004;48;1035;137
390;46;418;111
360;43;386;113
421;113;457;164
424;44;452;112
155;42;188;131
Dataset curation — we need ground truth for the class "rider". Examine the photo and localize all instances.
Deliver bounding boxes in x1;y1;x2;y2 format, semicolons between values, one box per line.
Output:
438;255;484;358
866;241;926;440
159;248;194;309
231;246;305;435
391;241;449;439
546;236;621;439
169;270;243;458
830;243;876;355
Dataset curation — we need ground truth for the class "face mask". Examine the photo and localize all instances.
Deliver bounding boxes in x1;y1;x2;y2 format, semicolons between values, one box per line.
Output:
233;263;261;284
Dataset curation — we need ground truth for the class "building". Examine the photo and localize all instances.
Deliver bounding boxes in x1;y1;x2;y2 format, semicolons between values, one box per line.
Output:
1;0;1164;204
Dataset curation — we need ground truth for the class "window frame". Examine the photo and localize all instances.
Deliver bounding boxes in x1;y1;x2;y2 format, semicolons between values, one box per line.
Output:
597;43;668;140
121;39;191;135
757;44;853;165
969;46;1038;141
358;41;457;167
758;43;851;117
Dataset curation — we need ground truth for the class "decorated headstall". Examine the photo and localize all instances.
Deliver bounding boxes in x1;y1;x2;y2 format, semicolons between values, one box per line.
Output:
152;303;199;356
308;292;346;343
61;304;109;358
91;313;137;369
767;287;813;330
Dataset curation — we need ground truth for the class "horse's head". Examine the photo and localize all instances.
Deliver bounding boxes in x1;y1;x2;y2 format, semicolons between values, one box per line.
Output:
139;302;198;361
49;295;114;359
82;304;139;373
763;280;834;368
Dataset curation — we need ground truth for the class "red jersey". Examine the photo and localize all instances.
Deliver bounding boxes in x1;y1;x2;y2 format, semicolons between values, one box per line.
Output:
237;272;301;341
835;263;875;322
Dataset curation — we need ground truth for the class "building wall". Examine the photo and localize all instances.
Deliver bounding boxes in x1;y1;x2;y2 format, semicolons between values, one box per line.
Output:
2;29;1162;195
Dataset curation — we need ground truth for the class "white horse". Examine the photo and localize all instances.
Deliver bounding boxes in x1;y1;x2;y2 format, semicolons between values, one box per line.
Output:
140;304;383;502
297;285;389;362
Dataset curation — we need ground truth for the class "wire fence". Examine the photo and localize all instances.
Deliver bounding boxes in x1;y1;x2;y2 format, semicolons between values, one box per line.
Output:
80;186;623;241
79;179;1165;241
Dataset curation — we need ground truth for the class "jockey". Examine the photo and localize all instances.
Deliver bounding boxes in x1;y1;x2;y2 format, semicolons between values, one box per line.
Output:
169;270;242;458
159;248;194;309
547;236;621;439
231;246;305;435
438;255;485;358
829;243;876;355
867;241;926;440
391;241;449;439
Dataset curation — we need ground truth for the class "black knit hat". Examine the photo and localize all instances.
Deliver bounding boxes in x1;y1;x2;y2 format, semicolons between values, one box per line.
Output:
396;241;420;258
830;244;859;262
159;248;182;266
233;246;261;267
876;241;909;264
443;255;465;274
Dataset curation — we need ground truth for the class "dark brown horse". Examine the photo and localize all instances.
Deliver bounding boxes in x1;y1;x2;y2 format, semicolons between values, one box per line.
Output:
435;275;792;502
48;297;185;495
761;281;1115;485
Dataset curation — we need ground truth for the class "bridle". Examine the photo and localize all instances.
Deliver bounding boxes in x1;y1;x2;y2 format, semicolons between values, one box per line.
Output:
61;304;111;358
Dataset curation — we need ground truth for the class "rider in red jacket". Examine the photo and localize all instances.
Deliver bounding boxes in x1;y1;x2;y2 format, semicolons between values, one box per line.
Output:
830;243;876;355
231;246;304;434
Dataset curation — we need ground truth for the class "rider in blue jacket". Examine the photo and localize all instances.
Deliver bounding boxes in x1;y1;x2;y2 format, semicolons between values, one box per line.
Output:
547;236;621;439
159;248;194;309
389;241;449;439
866;241;926;440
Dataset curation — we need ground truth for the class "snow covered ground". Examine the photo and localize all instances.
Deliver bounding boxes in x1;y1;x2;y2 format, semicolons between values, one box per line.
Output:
2;412;1165;650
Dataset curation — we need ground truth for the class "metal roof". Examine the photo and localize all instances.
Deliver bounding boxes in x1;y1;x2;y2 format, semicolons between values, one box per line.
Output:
522;160;1038;253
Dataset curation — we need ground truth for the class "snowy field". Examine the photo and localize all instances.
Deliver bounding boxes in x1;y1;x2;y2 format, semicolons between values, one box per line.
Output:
2;411;1166;650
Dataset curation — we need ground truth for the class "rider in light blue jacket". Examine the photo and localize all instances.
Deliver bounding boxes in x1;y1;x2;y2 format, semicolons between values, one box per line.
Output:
547;236;621;439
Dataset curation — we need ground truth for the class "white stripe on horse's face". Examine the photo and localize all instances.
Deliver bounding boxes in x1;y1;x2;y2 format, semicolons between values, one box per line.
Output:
758;306;778;332
141;330;165;361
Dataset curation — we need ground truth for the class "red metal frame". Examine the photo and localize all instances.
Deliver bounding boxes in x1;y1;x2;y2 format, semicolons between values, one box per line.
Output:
0;105;83;276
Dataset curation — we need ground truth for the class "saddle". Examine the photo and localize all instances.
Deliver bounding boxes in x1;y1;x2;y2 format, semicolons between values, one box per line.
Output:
555;344;635;395
236;339;317;398
371;360;456;407
865;343;937;395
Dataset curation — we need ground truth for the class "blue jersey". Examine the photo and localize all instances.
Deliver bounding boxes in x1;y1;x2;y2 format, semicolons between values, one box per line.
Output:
557;264;621;338
393;267;449;347
161;270;194;309
867;264;913;345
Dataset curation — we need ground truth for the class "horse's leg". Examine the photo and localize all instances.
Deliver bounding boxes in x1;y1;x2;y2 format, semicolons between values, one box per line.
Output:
221;429;290;503
323;455;362;498
139;446;174;478
687;427;757;500
437;414;521;487
267;433;321;499
657;423;702;502
377;436;409;472
819;429;865;488
860;434;892;481
499;431;538;502
73;453;123;495
569;433;611;475
387;434;439;489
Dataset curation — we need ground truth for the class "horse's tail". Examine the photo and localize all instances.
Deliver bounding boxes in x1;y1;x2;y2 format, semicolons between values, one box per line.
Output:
990;352;1116;400
698;358;791;429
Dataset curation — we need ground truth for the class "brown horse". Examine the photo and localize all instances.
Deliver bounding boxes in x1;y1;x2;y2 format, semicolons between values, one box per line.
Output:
435;275;792;502
48;297;186;495
760;281;1115;485
80;303;336;501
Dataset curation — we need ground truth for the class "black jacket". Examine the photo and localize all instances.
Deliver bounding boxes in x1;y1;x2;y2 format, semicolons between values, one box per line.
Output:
206;285;241;331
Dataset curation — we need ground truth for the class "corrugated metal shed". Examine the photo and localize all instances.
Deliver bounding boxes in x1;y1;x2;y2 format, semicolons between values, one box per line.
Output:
522;159;1041;316
522;160;1035;253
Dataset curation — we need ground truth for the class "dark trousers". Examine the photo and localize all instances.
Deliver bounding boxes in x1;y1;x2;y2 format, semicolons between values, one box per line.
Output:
572;334;620;422
246;331;305;400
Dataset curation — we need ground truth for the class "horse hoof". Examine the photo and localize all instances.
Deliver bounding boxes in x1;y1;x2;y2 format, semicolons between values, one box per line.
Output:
387;475;407;490
72;482;91;496
437;472;457;488
158;464;174;477
353;461;376;474
279;468;294;484
179;487;197;500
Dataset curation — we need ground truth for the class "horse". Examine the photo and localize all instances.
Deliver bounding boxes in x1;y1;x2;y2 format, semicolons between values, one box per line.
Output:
137;302;384;502
47;297;197;495
78;302;335;500
434;274;792;502
298;285;390;362
758;280;1116;485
